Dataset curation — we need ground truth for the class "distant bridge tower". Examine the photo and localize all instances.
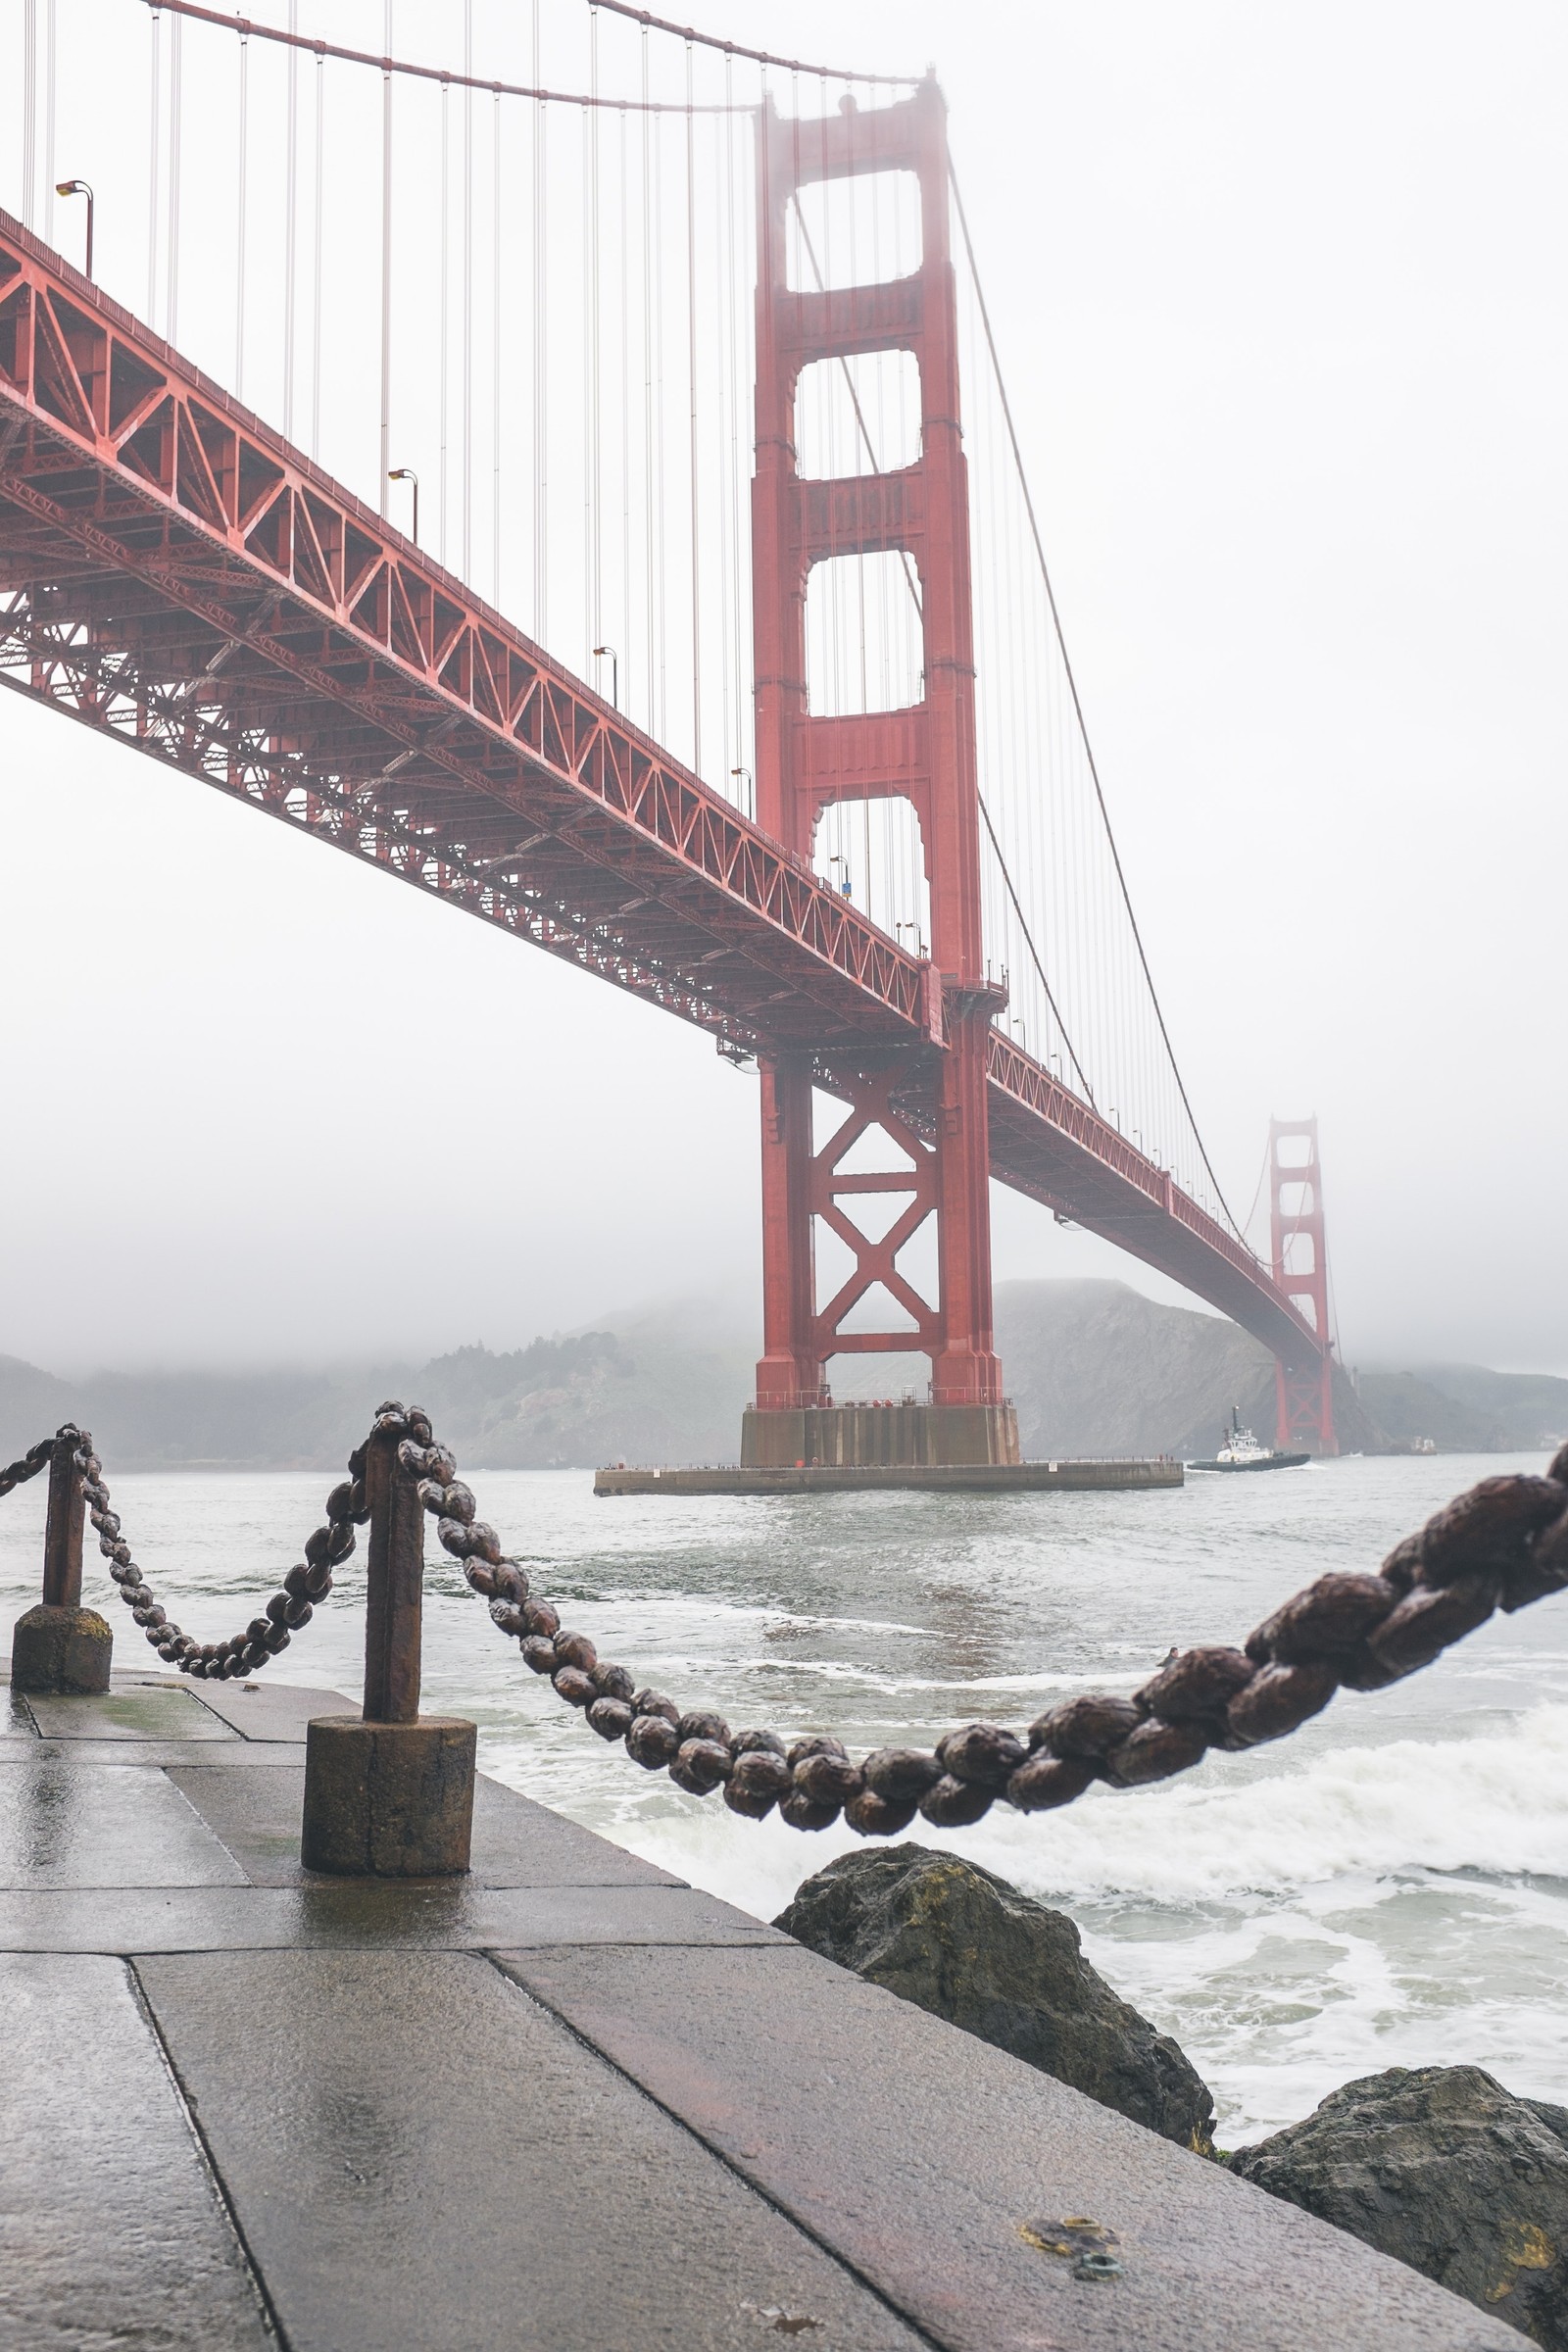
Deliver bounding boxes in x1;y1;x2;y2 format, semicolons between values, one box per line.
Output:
1269;1116;1338;1455
745;77;1015;1470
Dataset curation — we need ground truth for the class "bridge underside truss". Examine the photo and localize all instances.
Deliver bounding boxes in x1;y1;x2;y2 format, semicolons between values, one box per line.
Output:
0;208;1323;1378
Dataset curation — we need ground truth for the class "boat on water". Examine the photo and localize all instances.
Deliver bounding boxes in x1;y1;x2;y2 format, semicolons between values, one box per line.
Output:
1188;1408;1309;1473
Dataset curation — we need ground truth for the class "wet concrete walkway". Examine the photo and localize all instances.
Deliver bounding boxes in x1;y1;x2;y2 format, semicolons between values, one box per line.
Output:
0;1668;1516;2352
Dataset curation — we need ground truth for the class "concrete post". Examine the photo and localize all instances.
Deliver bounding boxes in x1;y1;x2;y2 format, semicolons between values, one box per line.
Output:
300;1423;476;1877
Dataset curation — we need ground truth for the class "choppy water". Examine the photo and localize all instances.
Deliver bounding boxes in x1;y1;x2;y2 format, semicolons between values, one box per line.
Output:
3;1449;1564;2145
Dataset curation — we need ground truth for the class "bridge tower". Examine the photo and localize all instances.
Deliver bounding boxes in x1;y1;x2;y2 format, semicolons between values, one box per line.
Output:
744;78;1016;1470
1269;1116;1338;1455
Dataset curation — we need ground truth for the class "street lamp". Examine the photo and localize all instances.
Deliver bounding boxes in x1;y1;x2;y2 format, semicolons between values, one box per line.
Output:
730;765;753;816
387;467;419;545
827;853;853;899
593;644;618;710
56;180;94;277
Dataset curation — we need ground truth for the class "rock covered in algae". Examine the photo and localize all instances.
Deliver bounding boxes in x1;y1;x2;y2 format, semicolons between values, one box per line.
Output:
773;1842;1214;2150
1229;2065;1568;2346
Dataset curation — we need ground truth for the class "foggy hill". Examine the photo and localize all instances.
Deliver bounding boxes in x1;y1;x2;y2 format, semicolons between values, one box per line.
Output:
1;1282;1560;1470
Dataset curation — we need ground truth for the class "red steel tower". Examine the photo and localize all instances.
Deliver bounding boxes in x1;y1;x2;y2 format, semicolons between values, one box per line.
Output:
744;79;1015;1468
1269;1116;1338;1455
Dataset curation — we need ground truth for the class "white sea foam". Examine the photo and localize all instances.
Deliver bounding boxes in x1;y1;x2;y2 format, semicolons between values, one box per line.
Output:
965;1703;1568;1901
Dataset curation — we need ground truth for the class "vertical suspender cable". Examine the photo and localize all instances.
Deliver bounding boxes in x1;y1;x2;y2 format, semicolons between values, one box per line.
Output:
581;97;592;667
619;101;631;708
235;30;248;395
166;10;181;342
147;7;161;321
654;105;666;738
284;0;298;436
712;99;731;793
714;101;733;795
586;12;600;663
493;86;502;605
22;0;35;229
439;78;450;558
642;28;655;728
378;0;393;515
532;0;546;638
44;0;57;243
311;49;324;460
725;60;744;791
592;18;603;662
685;40;701;773
463;0;473;581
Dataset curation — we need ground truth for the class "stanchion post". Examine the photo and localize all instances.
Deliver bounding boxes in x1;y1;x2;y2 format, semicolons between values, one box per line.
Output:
10;1426;113;1694
362;1422;423;1724
301;1420;476;1876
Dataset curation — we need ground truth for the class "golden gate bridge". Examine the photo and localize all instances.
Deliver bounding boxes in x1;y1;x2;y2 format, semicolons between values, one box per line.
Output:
0;0;1336;1462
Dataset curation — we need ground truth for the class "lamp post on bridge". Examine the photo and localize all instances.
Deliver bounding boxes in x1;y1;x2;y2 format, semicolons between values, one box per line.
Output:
592;644;618;710
387;466;419;545
55;179;93;277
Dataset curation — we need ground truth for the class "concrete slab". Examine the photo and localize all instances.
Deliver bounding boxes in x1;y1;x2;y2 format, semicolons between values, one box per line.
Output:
0;1757;248;1888
503;1943;1518;2352
30;1737;308;1770
24;1685;240;1740
169;1758;683;1888
135;1948;927;2352
155;1671;359;1742
0;1951;271;2349
0;1879;787;1953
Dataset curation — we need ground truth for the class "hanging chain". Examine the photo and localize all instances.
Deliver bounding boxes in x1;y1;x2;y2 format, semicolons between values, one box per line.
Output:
6;1412;1566;1832
80;1436;369;1680
398;1429;1568;1838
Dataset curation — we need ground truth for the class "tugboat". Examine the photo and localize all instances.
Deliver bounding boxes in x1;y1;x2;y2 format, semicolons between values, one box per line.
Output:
1189;1407;1309;1473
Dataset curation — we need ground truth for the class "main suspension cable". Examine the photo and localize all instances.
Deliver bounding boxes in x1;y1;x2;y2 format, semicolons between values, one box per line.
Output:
135;0;752;113
950;161;1247;1241
580;0;920;88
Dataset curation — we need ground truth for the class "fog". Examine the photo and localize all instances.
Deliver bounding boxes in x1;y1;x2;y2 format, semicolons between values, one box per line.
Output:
2;0;1565;1377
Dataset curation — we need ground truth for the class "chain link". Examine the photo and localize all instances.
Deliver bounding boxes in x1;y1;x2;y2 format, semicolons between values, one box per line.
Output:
0;1434;56;1498
81;1434;369;1681
404;1431;1568;1838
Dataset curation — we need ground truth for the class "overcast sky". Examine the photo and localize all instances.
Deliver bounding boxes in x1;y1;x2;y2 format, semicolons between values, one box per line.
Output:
2;0;1565;1376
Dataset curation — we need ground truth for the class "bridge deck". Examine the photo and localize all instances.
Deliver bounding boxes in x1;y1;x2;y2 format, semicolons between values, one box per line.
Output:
0;209;1318;1369
1;1665;1504;2352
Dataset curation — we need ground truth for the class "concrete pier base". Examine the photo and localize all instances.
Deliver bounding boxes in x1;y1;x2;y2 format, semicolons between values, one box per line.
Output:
9;1602;113;1693
742;1400;1021;1469
597;1458;1183;1496
301;1714;476;1878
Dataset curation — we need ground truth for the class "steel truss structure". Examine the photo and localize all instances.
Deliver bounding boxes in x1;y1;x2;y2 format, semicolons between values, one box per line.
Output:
0;202;1327;1402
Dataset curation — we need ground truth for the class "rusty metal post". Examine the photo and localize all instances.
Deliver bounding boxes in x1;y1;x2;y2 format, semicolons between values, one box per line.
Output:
361;1424;424;1723
40;1431;87;1610
11;1425;113;1693
300;1420;476;1877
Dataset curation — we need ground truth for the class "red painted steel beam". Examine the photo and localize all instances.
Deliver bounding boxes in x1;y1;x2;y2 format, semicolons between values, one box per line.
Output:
0;206;1324;1374
0;210;928;1060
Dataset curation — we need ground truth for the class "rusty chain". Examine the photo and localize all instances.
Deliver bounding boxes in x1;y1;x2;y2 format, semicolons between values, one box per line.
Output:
57;1424;368;1680
7;1407;1567;1826
0;1436;55;1498
399;1425;1568;1838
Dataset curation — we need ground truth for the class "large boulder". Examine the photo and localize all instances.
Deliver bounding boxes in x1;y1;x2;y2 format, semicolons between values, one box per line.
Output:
1229;2066;1568;2347
772;1843;1214;2150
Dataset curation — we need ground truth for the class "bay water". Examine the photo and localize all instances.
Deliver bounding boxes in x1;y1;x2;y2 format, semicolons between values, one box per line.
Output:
3;1448;1564;2147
